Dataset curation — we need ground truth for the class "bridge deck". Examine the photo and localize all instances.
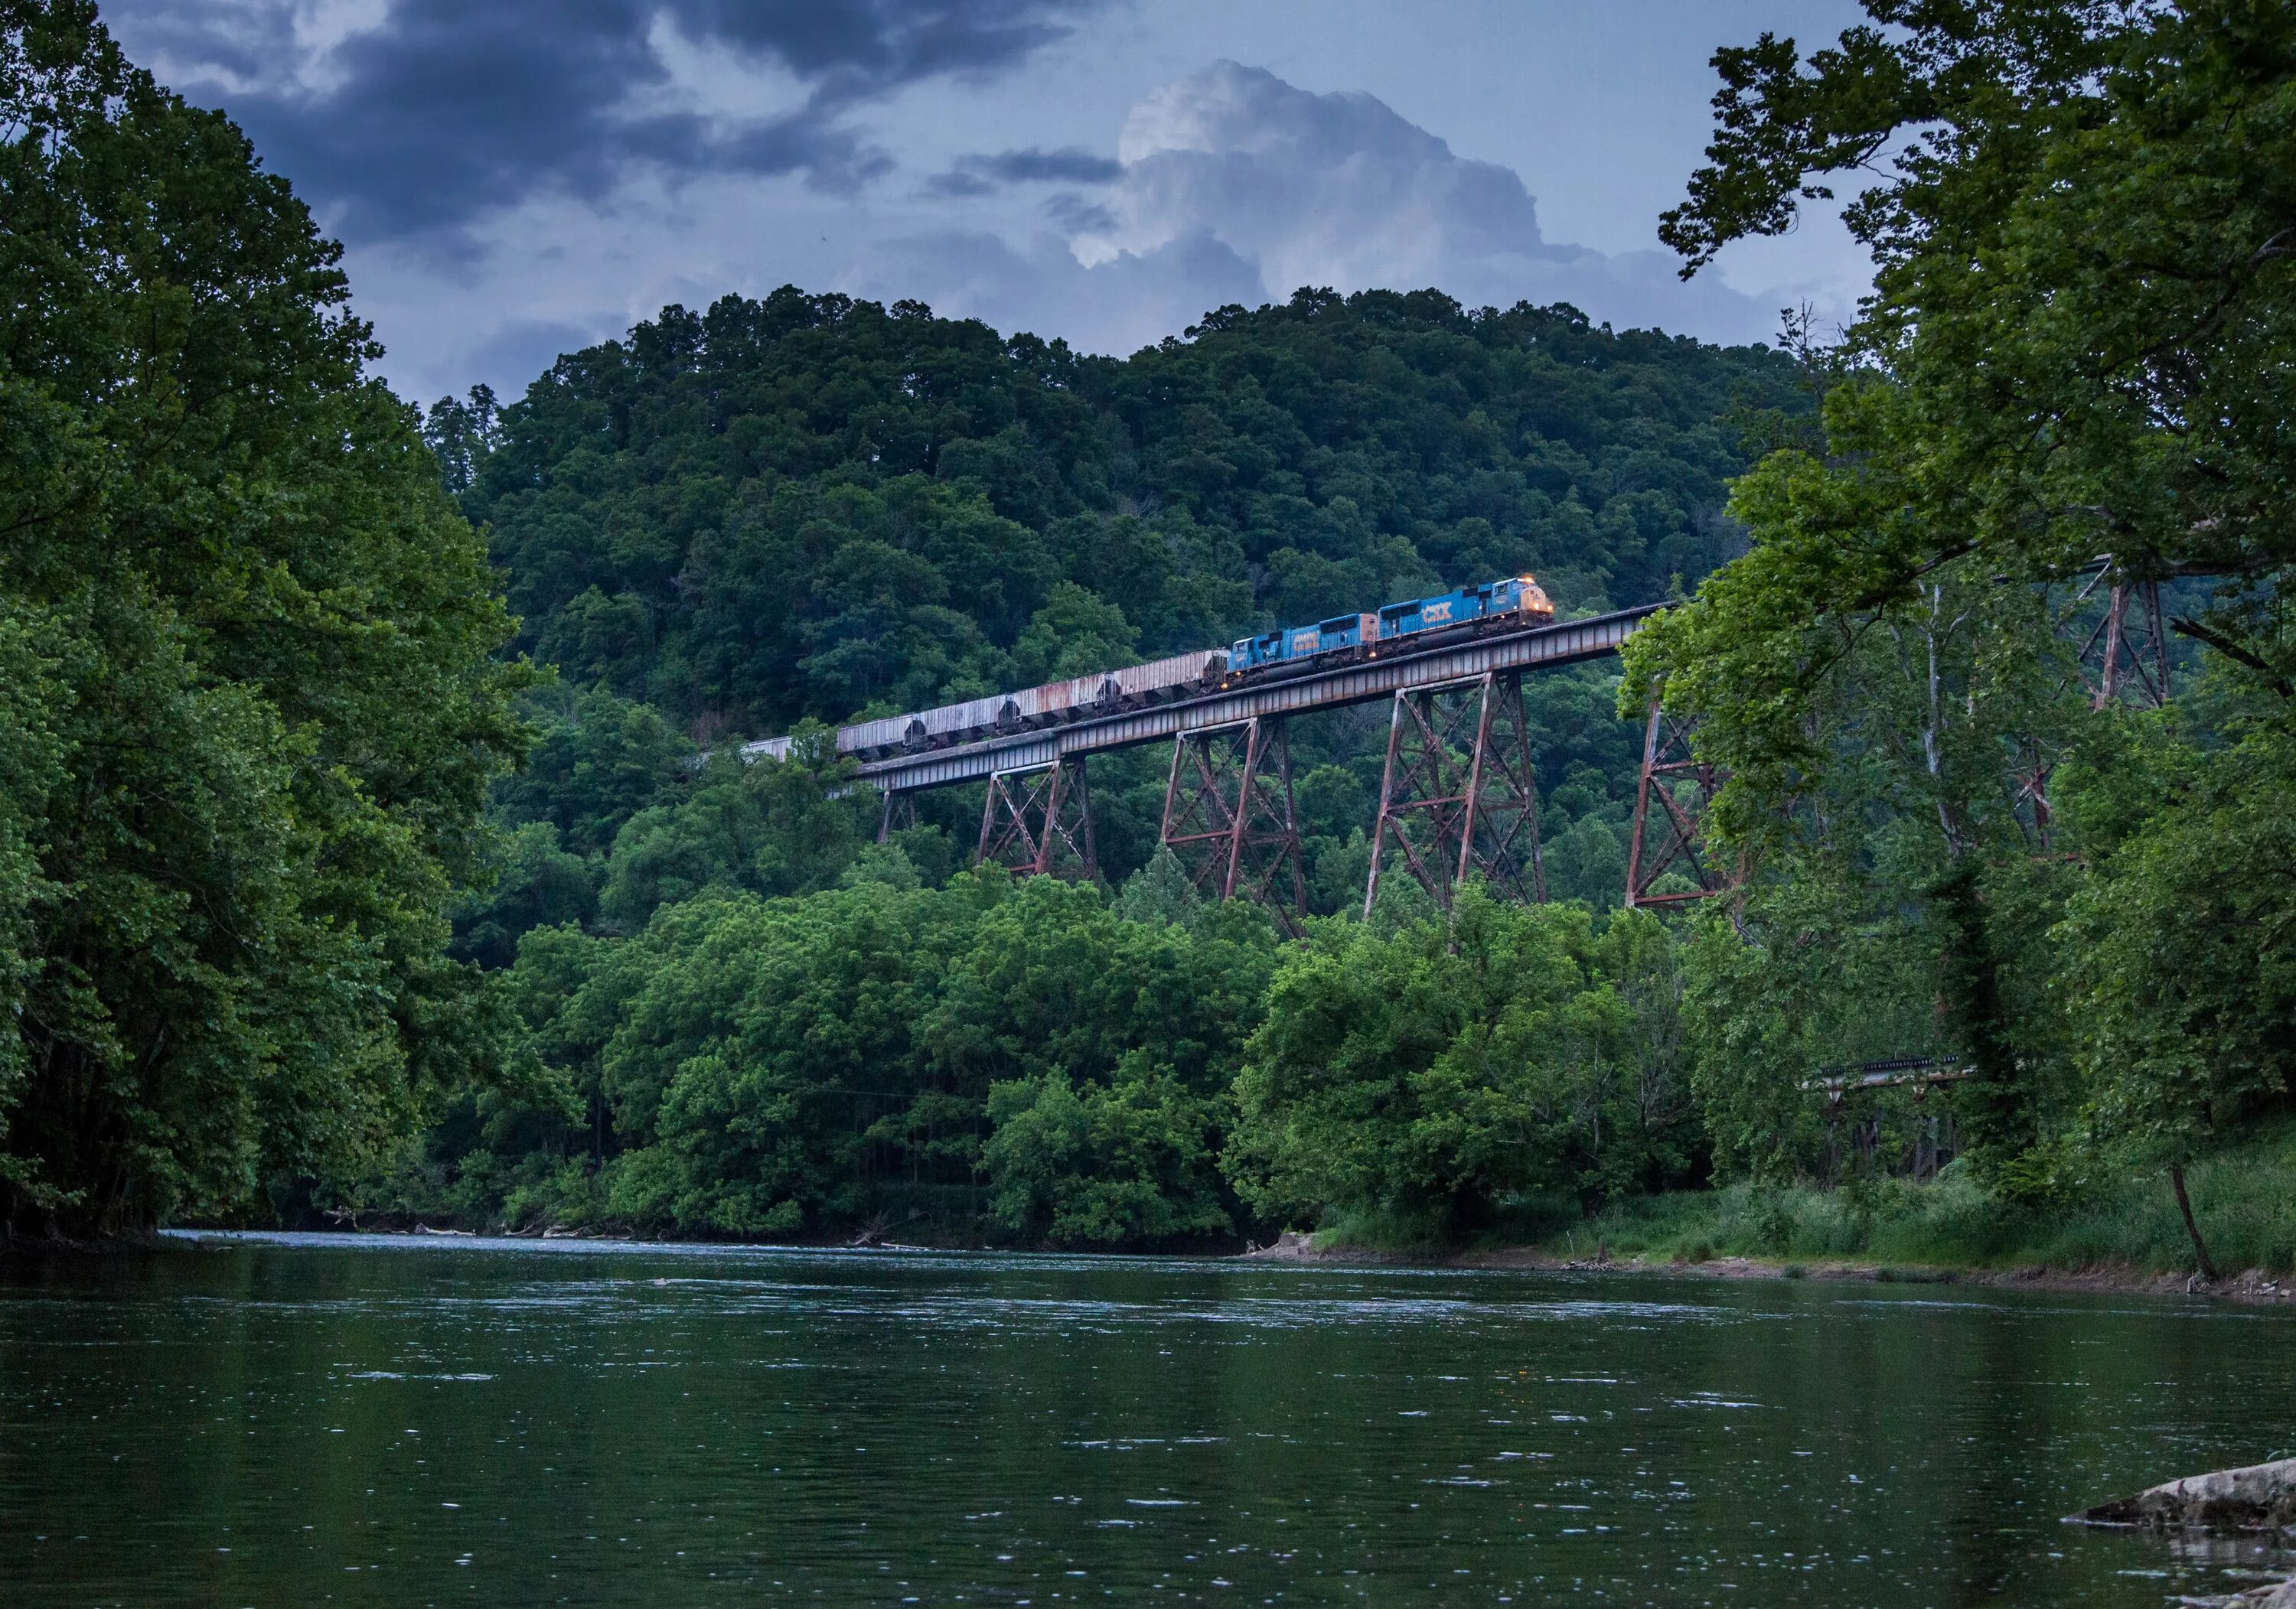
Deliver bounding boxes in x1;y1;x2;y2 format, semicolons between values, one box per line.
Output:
844;605;1662;793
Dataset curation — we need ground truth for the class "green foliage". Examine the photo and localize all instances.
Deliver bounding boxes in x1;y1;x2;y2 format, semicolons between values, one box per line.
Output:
1226;891;1701;1236
0;3;526;1234
1663;2;2296;598
983;1057;1231;1247
452;823;598;972
494;685;692;858
1548;1116;2296;1278
2059;721;2296;1171
390;870;1283;1246
1629;0;2296;1192
598;732;876;932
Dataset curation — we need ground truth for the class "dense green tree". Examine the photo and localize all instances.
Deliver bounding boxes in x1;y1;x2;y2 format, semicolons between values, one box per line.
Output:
0;2;525;1236
1227;892;1700;1236
597;731;876;932
451;823;599;972
2054;711;2296;1273
408;868;1285;1246
1632;0;2295;1216
420;384;501;497
983;1055;1232;1247
493;684;693;858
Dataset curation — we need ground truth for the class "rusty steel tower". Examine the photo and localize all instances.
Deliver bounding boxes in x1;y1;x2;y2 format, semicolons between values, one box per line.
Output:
1361;670;1546;916
1156;717;1308;933
1623;683;1735;910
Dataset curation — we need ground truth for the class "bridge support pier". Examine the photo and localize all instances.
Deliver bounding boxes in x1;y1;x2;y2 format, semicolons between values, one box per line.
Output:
1158;717;1306;934
2082;577;2170;711
977;757;1096;880
1363;670;1544;917
1625;683;1733;909
2019;573;2171;851
876;788;918;844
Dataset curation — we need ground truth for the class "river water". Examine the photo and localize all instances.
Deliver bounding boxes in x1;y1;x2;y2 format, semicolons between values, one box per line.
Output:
2;1235;2289;1606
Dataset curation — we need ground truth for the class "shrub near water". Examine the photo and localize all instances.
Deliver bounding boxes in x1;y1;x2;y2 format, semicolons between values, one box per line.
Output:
1227;889;1702;1239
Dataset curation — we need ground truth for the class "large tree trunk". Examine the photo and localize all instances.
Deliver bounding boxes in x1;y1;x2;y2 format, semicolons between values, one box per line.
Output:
1929;858;2027;1161
2169;1164;2219;1282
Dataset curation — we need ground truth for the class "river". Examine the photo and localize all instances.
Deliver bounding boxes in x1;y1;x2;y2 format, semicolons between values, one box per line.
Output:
2;1233;2289;1604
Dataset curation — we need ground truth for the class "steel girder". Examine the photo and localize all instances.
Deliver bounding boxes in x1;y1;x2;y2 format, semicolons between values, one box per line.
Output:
1362;669;1545;917
1624;684;1736;910
1157;716;1307;935
977;757;1096;881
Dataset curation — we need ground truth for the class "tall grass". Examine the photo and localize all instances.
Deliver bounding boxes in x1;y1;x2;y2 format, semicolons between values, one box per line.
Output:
1319;1120;2296;1277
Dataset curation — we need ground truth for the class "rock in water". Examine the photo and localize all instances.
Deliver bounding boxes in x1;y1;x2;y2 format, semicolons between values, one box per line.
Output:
2076;1457;2296;1532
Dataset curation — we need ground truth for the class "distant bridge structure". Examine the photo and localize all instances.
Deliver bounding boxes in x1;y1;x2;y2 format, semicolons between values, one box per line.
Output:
744;601;1740;920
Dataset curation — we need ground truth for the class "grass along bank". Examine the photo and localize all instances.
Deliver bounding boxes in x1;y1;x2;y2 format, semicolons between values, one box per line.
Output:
1296;1120;2296;1291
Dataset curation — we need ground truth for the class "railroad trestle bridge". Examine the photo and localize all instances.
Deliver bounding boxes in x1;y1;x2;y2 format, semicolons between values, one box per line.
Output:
748;604;1734;921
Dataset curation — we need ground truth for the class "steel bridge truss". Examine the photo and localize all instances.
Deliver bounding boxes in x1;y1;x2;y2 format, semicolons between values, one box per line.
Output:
1157;717;1307;934
876;789;918;843
1625;686;1735;910
1363;671;1546;917
977;758;1097;881
2015;572;2173;850
2079;575;2172;712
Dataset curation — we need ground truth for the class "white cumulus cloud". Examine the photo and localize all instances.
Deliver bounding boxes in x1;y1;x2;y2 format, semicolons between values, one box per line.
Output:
866;60;1782;354
1083;62;1567;286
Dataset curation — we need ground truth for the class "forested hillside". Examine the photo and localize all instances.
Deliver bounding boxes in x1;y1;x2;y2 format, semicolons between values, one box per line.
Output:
453;288;1792;729
393;288;1803;1240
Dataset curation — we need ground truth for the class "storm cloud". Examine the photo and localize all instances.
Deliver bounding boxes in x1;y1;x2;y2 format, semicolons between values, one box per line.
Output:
924;145;1124;196
99;3;1860;404
106;0;1110;251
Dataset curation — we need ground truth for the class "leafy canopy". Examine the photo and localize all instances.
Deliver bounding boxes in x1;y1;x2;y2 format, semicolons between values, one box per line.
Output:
0;1;527;1234
1633;0;2296;1186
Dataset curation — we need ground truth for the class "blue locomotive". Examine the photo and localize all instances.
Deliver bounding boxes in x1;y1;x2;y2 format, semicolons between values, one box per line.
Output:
1227;575;1552;673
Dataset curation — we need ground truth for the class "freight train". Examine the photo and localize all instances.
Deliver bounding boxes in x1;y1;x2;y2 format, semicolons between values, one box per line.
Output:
742;575;1554;765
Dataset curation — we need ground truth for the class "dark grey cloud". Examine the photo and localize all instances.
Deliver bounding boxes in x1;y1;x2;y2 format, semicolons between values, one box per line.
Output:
104;0;1109;252
1042;191;1116;234
922;144;1121;197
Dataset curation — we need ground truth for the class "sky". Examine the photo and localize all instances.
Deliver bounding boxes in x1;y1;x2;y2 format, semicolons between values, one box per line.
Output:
104;0;1877;409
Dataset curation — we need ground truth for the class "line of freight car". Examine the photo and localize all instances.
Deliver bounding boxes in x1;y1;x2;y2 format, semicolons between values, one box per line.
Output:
739;645;1228;765
862;574;1551;756
742;573;1554;765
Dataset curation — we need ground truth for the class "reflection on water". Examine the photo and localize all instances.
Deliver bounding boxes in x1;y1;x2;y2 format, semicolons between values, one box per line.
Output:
2;1233;2290;1604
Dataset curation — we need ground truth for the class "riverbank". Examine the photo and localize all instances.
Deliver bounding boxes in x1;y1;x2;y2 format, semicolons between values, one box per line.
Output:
1247;1121;2296;1306
1244;1229;2296;1305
